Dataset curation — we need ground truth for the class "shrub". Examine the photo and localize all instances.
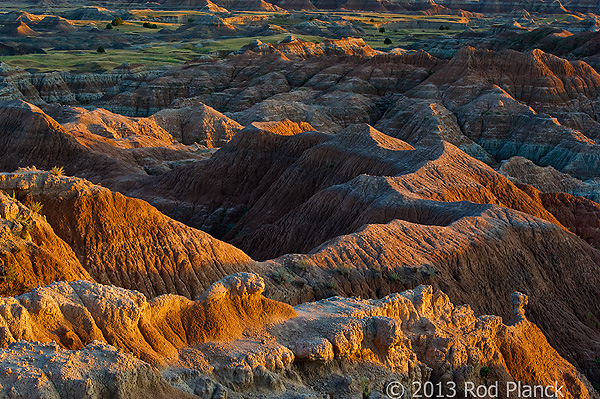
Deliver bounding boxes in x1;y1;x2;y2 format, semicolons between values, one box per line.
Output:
105;23;113;30
272;267;292;284
336;264;350;276
389;272;404;283
97;46;106;53
143;22;158;29
111;17;124;26
28;201;43;214
0;263;18;295
327;281;336;289
51;166;64;176
379;26;385;33
384;37;392;45
295;259;312;271
480;366;491;378
188;18;195;23
362;377;370;399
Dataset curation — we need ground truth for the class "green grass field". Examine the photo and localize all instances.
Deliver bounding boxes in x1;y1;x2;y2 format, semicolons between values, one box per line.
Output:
0;33;329;72
1;46;195;72
0;8;473;72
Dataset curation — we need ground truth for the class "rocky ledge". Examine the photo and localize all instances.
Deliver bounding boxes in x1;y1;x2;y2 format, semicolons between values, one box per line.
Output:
0;273;592;398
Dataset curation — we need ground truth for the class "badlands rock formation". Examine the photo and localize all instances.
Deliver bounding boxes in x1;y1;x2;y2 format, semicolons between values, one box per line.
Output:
1;8;600;395
0;114;576;385
0;170;254;299
147;121;560;255
0;341;198;399
516;183;600;248
0;100;146;184
0;188;90;296
0;99;236;186
122;120;600;383
150;97;243;147
500;156;600;202
10;43;599;185
0;273;592;398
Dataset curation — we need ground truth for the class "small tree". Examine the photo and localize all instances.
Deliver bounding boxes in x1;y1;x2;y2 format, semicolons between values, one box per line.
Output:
111;17;124;26
384;37;392;45
97;46;106;53
187;18;194;23
105;23;113;30
379;26;385;33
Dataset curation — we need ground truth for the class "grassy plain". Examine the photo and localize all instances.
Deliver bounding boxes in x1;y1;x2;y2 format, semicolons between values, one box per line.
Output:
0;8;471;72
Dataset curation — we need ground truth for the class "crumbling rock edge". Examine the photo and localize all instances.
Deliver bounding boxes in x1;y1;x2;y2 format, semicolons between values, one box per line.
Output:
0;273;593;399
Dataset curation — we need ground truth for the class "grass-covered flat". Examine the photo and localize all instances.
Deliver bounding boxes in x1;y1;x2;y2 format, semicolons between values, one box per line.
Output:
0;7;482;72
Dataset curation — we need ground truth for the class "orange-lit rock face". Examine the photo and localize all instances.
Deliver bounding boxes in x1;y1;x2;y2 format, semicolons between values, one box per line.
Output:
0;186;91;296
3;7;600;397
0;170;254;299
0;278;591;398
426;47;600;110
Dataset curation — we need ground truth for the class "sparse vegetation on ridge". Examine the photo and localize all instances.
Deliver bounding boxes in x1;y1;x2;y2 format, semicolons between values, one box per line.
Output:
272;267;293;284
51;166;64;176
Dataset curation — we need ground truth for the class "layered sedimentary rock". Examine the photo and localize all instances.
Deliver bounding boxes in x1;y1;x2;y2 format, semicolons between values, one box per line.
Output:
0;100;170;185
0;170;254;300
44;104;178;149
240;36;377;58
0;274;592;398
1;23;600;393
151;97;243;147
0;186;91;296
147;121;559;254
517;183;600;249
2;44;435;132
100;48;437;118
499;156;600;202
374;47;600;182
263;199;600;381
0;100;222;186
293;19;364;38
0;62;163;106
0;341;198;399
124;120;600;384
